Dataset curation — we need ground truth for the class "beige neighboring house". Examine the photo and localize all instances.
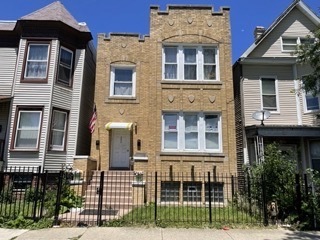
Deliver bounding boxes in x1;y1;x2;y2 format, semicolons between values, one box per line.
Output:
91;3;237;193
0;1;96;171
233;0;320;171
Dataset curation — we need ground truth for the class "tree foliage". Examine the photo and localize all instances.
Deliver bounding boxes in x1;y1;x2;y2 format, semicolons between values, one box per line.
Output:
296;28;320;96
249;143;298;221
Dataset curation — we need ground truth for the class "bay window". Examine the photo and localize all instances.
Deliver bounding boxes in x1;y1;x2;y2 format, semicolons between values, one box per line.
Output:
24;43;50;81
57;47;73;86
163;45;218;81
162;112;221;152
49;109;68;151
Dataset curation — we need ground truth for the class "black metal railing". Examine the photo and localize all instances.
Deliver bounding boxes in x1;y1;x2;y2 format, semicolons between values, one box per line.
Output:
0;167;315;228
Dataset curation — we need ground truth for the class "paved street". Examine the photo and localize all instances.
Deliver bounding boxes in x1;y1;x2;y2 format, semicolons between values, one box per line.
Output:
1;227;320;240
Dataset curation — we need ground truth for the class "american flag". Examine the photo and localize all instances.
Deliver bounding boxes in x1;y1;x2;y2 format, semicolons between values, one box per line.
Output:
89;104;97;134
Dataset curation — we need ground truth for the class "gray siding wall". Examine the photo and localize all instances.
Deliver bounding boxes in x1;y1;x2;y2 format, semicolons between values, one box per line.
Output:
76;43;96;156
242;65;298;126
0;48;17;96
0;102;10;141
44;46;89;169
296;65;319;126
6;39;57;168
251;9;318;58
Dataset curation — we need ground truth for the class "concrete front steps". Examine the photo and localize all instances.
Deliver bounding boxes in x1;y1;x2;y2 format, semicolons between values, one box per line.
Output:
83;171;135;211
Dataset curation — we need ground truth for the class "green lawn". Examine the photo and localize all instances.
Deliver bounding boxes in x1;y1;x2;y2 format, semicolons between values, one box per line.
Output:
104;204;263;228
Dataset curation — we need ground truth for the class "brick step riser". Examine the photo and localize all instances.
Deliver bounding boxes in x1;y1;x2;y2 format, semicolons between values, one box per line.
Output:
85;195;132;202
88;181;133;188
85;190;132;196
85;186;132;191
84;203;133;209
91;172;135;177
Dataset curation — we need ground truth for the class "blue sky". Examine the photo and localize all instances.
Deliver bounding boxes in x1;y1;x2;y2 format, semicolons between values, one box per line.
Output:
0;0;318;63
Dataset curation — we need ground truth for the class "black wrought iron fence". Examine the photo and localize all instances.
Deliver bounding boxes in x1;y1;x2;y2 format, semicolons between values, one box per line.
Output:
0;167;314;228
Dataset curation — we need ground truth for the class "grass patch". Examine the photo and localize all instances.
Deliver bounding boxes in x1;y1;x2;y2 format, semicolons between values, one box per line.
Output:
103;204;263;228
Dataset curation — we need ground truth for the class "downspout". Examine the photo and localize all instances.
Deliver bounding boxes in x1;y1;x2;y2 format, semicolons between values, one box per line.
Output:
293;64;302;125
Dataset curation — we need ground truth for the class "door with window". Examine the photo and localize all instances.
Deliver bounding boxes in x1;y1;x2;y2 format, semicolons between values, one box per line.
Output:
110;129;131;169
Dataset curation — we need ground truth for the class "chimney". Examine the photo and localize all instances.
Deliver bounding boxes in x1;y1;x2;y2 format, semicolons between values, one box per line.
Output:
254;26;265;40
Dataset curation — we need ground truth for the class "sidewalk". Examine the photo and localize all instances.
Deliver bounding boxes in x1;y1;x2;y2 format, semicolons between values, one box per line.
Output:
1;227;320;240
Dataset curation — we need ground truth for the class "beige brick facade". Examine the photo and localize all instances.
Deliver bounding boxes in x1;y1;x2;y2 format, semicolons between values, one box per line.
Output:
91;5;237;176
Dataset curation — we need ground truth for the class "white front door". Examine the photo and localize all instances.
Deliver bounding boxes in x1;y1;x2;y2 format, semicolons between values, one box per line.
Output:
110;129;131;169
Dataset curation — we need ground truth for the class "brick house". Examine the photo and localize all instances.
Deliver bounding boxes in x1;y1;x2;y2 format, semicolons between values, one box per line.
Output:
233;0;320;170
0;1;96;171
91;5;237;201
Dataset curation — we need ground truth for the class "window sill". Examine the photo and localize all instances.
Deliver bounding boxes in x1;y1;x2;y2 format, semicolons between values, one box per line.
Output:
161;80;222;85
20;79;48;83
10;148;39;152
105;97;139;104
48;150;67;153
304;110;320;114
160;152;225;157
55;82;73;89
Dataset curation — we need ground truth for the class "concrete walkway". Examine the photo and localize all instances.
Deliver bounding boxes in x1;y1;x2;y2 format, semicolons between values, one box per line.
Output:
1;227;320;240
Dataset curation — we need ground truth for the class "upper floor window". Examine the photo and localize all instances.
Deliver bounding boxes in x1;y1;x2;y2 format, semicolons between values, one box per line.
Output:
163;45;218;81
57;47;73;86
49;109;68;151
281;37;315;52
261;77;278;112
162;112;221;152
305;93;320;112
301;75;320;113
12;106;43;150
23;43;50;81
110;66;136;97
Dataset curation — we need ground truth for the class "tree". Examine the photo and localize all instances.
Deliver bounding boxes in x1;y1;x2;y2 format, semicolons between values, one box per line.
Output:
249;143;298;222
296;28;320;96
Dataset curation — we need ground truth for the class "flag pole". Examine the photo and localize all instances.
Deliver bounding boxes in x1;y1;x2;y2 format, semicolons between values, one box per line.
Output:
97;126;101;170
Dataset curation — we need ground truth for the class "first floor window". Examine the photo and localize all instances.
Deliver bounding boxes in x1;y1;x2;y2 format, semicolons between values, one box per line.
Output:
14;107;42;149
162;112;221;152
311;141;320;172
49;109;68;151
110;66;136;97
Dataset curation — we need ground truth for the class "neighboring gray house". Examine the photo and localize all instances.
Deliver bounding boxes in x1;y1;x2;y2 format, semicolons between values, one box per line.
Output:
0;1;96;171
233;0;320;172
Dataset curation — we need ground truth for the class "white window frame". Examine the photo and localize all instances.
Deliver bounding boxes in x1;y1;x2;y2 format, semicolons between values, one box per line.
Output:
49;109;68;151
301;75;320;113
162;112;222;153
57;46;73;86
260;76;279;113
309;141;320;172
110;65;136;97
24;43;50;79
14;109;42;150
281;36;315;52
303;91;320;113
162;45;219;81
